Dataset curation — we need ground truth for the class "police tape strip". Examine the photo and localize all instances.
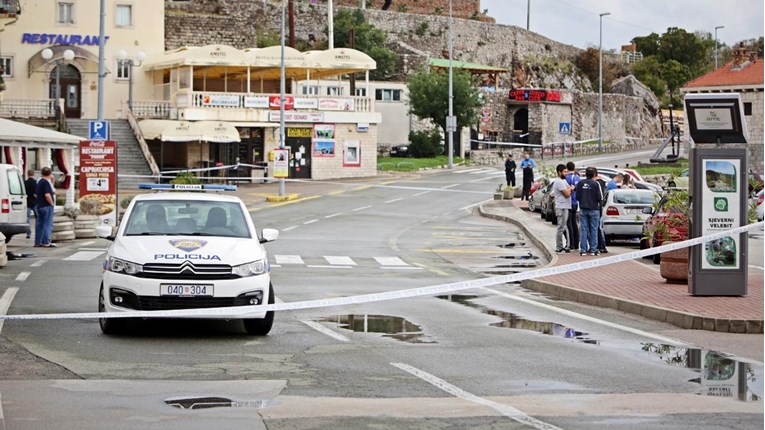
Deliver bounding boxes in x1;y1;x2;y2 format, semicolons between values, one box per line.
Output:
1;222;761;322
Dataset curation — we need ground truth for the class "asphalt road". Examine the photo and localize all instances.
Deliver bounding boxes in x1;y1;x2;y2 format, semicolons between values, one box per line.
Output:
0;149;762;429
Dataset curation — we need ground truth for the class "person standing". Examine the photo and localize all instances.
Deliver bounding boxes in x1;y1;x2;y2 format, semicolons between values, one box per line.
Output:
575;167;603;256
520;152;536;200
34;166;57;248
504;154;516;187
565;162;580;252
552;164;573;253
606;173;623;191
24;169;37;239
622;173;635;189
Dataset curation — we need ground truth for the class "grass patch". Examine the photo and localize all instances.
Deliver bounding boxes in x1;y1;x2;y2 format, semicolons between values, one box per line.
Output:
634;164;688;176
378;156;464;171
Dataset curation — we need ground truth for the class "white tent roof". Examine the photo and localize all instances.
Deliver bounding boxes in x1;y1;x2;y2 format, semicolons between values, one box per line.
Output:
0;118;84;147
138;120;240;143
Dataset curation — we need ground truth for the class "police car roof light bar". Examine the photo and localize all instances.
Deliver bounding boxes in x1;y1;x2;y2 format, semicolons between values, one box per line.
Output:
138;184;238;192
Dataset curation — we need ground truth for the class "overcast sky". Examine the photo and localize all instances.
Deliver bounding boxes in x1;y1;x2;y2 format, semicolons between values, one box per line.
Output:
481;0;764;51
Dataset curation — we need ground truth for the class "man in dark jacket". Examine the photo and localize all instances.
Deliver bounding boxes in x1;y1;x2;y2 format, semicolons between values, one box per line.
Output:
24;169;37;239
504;154;516;187
575;167;603;256
565;162;580;252
34;167;57;248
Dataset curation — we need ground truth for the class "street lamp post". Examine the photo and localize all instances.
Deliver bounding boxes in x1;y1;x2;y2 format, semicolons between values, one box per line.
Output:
447;0;454;169
714;25;725;69
279;0;287;196
117;50;146;111
41;48;75;111
598;12;610;152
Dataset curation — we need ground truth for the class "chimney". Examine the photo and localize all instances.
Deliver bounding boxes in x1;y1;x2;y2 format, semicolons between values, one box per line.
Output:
732;42;749;67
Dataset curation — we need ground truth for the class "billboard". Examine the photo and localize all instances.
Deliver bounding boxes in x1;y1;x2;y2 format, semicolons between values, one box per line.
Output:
78;140;117;226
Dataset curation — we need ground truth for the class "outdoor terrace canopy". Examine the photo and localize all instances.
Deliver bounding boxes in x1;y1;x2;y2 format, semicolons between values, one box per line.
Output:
427;58;509;90
138;120;240;143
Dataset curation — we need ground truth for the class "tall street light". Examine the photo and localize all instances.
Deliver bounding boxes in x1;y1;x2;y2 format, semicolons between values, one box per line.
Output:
41;47;75;110
117;50;146;111
447;0;454;168
598;12;610;152
714;25;725;69
279;0;287;196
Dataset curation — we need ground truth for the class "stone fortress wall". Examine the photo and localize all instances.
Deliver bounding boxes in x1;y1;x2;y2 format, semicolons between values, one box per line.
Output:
164;0;661;146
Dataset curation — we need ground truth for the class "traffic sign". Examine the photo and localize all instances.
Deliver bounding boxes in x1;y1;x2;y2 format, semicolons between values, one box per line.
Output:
446;115;457;132
89;120;109;141
559;122;571;135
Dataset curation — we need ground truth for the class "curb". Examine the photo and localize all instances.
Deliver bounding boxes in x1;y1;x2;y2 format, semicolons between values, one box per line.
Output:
264;193;299;202
477;201;764;334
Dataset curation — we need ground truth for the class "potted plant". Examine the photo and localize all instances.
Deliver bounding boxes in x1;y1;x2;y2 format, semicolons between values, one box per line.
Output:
642;189;690;283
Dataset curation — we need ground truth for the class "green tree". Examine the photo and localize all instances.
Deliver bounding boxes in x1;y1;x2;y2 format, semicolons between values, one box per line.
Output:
331;8;398;80
407;67;481;134
661;59;692;105
574;47;625;91
630;56;666;99
656;27;709;75
631;32;661;57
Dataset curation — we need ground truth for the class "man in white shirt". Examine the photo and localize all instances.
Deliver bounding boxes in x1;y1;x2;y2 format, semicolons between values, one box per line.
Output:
552;164;573;253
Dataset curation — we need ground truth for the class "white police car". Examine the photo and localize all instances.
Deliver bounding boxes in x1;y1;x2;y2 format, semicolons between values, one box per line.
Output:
95;184;278;335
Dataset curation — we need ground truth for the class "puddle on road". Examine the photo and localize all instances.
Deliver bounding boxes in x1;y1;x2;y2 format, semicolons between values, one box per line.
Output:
495;253;540;260
498;242;528;248
437;294;763;402
318;314;437;344
165;397;273;410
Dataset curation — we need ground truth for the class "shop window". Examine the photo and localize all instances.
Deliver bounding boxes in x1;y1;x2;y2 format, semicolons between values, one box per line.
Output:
115;4;133;27
301;85;318;95
744;102;752;116
0;57;13;78
354;88;366;97
375;88;401;102
57;2;75;24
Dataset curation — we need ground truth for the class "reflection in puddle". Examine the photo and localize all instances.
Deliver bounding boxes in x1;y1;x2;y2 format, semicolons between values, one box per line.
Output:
318;314;437;344
495;253;540;260
164;397;273;410
435;294;596;343
438;294;763;402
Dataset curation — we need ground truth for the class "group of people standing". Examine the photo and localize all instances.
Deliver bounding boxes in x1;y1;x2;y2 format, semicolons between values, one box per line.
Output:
24;167;58;248
504;152;537;201
552;163;615;256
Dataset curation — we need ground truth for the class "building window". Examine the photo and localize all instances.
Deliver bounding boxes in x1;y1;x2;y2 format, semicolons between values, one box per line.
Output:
115;4;133;27
744;102;752;116
354;88;366;97
116;60;130;80
301;85;318;95
57;2;75;24
0;57;13;78
326;86;344;96
375;89;401;101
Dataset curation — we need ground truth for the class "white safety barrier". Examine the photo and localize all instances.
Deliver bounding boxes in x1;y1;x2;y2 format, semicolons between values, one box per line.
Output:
0;222;761;321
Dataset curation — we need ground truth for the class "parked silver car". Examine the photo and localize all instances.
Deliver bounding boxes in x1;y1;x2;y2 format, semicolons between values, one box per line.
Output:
601;188;659;244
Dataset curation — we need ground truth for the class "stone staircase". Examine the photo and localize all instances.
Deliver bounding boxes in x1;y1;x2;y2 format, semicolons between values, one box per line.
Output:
67;119;152;191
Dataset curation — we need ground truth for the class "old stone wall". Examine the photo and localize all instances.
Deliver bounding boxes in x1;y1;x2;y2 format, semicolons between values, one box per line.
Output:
571;92;660;144
334;0;486;21
743;91;764;174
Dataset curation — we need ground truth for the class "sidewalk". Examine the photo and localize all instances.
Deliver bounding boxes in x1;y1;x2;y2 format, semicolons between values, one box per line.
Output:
479;199;764;334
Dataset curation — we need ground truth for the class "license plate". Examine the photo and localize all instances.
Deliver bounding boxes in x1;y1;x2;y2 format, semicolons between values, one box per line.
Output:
625;208;642;214
160;284;214;297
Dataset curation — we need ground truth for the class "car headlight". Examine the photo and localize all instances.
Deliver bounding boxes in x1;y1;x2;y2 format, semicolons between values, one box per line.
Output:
107;257;143;275
233;259;268;277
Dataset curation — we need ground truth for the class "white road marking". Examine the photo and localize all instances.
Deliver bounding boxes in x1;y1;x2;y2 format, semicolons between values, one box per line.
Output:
63;251;104;261
283;226;298;231
307;265;354;269
374;256;408;266
78;241;95;247
352;205;372;212
469;169;497;175
748;265;763;271
325;256;357;266
0;288;19;334
441;184;460;189
302;320;350;342
391;362;562;430
274;255;305;265
270;264;282;268
412;191;431;197
15;272;31;282
453;168;482;174
385;197;404;204
303;219;319;225
324;212;342;218
381;266;423;270
77;247;108;251
30;260;45;267
479;287;690;347
460;199;493;211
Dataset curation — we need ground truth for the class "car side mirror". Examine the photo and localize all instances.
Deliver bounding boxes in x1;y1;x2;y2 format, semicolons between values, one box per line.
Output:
260;228;279;244
642;207;654;215
95;225;116;241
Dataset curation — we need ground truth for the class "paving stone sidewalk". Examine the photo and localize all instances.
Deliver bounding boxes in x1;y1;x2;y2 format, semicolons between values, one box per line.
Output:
479;199;763;334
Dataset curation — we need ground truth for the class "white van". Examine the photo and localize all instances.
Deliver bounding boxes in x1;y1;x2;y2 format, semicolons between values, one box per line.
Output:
0;164;28;243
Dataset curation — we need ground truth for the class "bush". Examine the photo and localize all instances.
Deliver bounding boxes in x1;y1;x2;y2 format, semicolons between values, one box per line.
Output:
408;129;443;158
171;171;201;185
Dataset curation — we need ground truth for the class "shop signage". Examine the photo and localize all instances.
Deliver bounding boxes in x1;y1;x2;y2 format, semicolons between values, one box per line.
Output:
272;148;290;178
294;97;319;109
700;158;742;270
78;140;117;226
244;95;269;108
269;95;294;110
319;97;354;111
509;89;561;102
202;94;240;107
22;33;109;46
269;112;324;123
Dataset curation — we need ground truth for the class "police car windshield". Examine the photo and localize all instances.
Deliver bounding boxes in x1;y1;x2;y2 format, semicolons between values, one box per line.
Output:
124;200;250;238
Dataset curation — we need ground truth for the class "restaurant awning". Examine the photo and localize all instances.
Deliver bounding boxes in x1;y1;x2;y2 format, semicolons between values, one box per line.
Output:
194;121;241;143
142;44;250;70
245;45;309;80
139;120;240;143
304;48;376;79
0;118;84;147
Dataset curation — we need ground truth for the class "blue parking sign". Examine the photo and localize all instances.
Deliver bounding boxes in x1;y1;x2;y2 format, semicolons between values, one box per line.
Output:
559;122;571;135
89;120;109;141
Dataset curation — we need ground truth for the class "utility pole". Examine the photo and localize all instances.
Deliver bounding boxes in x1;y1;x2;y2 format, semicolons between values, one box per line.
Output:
598;12;610;152
288;0;295;48
714;25;725;69
447;0;454;168
97;0;106;121
526;0;530;31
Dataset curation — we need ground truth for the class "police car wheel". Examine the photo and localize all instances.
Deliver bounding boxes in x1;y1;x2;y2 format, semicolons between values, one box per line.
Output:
243;283;275;336
99;285;129;335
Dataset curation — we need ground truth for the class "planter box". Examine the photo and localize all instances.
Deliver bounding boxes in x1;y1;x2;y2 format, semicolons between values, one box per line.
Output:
660;245;689;284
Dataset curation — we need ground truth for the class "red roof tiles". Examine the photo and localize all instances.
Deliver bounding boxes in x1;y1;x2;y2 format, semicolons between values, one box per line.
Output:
683;59;764;89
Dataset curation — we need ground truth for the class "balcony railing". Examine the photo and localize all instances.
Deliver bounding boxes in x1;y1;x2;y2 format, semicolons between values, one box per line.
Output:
131;101;173;119
0;99;56;118
179;90;374;113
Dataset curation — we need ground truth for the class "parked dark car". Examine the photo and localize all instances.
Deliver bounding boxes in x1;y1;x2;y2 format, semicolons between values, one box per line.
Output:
390;145;409;157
